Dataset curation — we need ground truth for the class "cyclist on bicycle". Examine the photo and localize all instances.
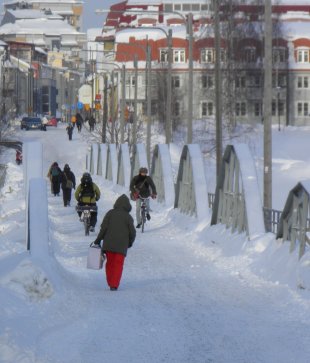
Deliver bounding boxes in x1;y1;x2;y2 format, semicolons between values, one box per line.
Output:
75;172;101;232
130;167;157;228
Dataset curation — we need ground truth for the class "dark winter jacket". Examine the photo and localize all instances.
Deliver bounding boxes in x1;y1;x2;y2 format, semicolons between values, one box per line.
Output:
130;174;157;198
75;182;100;204
94;194;136;256
61;169;76;190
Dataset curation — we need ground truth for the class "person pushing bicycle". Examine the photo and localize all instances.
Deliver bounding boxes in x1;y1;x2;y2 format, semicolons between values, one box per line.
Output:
130;167;157;228
75;172;101;232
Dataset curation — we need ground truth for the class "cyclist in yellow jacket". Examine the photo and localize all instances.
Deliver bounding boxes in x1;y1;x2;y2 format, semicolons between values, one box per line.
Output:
75;172;101;232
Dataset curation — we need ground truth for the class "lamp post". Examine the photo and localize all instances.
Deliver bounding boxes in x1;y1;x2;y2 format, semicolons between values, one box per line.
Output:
263;0;273;218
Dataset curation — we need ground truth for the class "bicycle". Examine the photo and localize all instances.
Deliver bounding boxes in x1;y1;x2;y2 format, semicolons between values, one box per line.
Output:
139;197;149;233
75;205;98;236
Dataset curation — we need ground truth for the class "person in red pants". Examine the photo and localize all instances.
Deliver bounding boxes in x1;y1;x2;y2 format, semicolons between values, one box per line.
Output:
93;194;136;291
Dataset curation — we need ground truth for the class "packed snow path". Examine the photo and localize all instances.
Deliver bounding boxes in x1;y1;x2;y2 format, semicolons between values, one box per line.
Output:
1;125;310;363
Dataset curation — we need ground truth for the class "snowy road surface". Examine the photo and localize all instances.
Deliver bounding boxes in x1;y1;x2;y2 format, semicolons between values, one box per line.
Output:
0;125;310;363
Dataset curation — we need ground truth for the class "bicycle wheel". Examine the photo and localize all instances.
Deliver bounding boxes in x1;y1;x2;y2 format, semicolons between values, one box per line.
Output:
84;216;90;236
141;208;146;233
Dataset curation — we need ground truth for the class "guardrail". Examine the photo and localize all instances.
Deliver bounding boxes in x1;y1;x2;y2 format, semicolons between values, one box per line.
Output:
0;164;7;188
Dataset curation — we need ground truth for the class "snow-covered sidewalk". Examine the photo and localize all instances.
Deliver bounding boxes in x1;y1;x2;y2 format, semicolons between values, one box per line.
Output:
0;125;310;363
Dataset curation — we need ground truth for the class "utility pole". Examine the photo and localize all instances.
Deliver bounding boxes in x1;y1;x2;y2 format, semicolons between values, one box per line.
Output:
102;74;108;143
166;29;173;144
132;55;138;145
214;0;222;182
120;64;126;144
263;0;273;215
111;71;115;143
187;13;193;144
146;44;152;166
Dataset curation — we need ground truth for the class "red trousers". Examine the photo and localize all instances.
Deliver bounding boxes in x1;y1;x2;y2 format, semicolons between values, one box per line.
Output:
105;251;125;289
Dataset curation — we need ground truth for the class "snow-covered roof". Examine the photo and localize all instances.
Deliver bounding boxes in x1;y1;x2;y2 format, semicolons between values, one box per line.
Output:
6;9;63;20
115;25;187;42
0;18;85;36
281;21;310;39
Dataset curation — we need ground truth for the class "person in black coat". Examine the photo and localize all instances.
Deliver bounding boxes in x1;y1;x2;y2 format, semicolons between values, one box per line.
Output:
93;194;136;291
47;162;62;196
129;167;157;228
61;164;76;207
66;123;73;140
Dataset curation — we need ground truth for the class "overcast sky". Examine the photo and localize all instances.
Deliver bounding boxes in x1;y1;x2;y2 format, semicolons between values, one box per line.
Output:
0;0;117;31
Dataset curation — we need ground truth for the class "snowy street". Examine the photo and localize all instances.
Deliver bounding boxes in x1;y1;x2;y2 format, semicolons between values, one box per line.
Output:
0;125;310;363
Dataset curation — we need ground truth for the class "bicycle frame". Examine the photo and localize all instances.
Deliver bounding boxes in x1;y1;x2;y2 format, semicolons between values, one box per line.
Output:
76;205;97;236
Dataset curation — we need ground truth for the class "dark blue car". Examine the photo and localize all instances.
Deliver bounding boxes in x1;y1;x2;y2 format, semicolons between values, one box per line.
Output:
21;117;46;131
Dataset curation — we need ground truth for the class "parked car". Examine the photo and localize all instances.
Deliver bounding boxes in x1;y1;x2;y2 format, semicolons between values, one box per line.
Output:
21;117;46;131
42;116;57;127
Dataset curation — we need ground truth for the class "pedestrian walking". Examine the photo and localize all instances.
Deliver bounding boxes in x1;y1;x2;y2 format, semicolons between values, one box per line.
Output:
93;194;136;291
88;115;95;131
47;162;62;196
66;123;73;140
61;164;76;206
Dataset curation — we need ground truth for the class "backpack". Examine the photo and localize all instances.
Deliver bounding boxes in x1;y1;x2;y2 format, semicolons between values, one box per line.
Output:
51;166;59;177
81;183;95;199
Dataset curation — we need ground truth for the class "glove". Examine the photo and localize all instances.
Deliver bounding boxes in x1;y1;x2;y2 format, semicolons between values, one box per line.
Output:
151;194;157;199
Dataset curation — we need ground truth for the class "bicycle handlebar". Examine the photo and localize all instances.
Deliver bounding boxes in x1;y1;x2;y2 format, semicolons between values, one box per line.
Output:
76;205;98;212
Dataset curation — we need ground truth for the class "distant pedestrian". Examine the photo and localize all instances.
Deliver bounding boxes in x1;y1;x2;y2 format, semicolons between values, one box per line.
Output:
93;194;136;291
88;115;95;131
66;123;73;140
47;162;62;196
76;113;83;133
61;164;76;207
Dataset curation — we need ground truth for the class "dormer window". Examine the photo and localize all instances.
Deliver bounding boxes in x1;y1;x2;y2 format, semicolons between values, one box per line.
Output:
297;49;309;63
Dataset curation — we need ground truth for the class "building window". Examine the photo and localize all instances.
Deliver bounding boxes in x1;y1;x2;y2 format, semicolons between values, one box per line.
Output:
272;101;276;116
297;49;309;63
174;4;181;11
235;76;246;88
273;48;286;63
235;102;246;116
202;102;213;116
182;4;191;11
202;75;213;88
160;49;168;62
279;101;285;116
244;47;256;62
174;101;180;116
173;49;185;63
164;4;173;12
297;76;308;89
192;4;200;11
297;102;308;116
201;48;214;63
254;102;261;116
172;76;180;88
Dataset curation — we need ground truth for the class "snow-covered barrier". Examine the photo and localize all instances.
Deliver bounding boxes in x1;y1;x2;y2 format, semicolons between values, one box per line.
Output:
89;143;99;175
131;143;148;179
23;141;43;197
106;143;117;184
277;181;310;259
211;144;265;240
117;144;131;189
174;144;210;222
97;144;107;177
151;144;174;208
27;178;48;254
